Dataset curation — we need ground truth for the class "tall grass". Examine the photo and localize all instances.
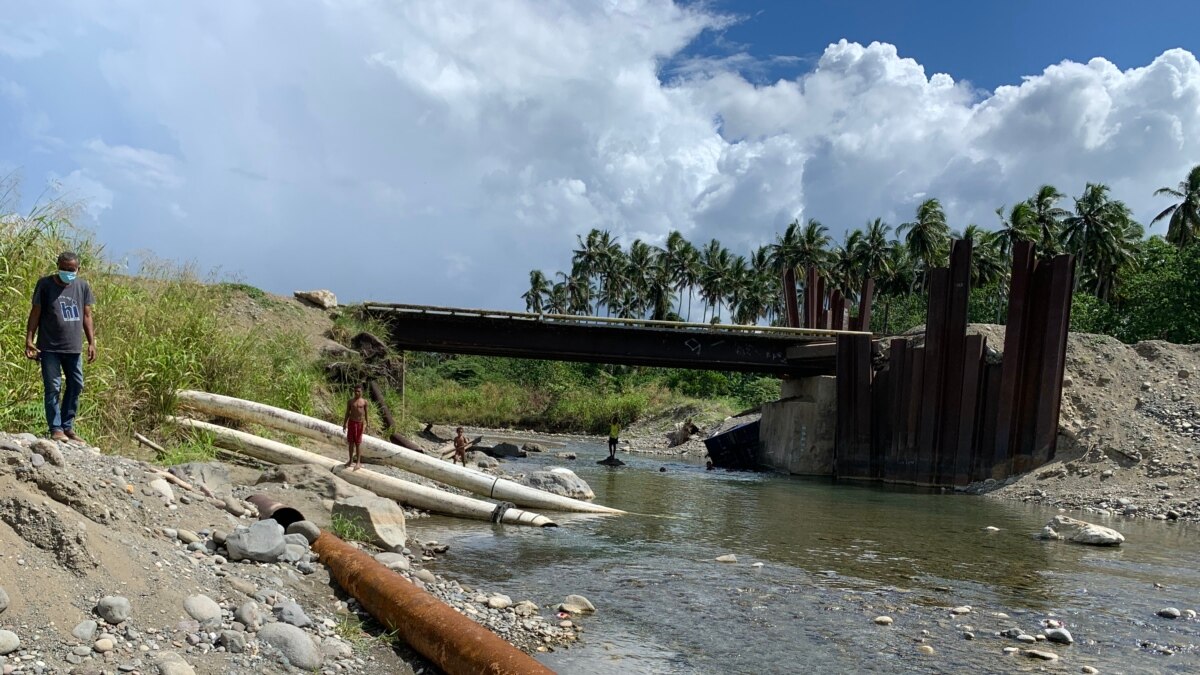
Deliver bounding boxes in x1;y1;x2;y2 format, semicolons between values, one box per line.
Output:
1;176;319;447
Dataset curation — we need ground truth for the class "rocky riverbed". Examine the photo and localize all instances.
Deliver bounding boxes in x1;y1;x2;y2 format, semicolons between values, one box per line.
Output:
0;432;592;674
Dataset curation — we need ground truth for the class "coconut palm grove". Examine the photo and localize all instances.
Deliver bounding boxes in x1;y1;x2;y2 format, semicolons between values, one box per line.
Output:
521;166;1200;344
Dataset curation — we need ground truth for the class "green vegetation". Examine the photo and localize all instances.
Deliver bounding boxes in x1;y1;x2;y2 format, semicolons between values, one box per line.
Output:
329;513;369;543
155;429;219;466
0;175;320;447
521;166;1200;344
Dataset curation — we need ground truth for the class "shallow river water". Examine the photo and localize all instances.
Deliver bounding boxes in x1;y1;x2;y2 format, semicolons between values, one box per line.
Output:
409;441;1200;674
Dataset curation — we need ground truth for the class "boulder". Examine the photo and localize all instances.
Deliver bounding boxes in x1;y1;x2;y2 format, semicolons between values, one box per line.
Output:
183;595;222;629
96;595;132;624
517;468;595;501
258;623;322;671
482;442;527;459
558;594;595;614
256;464;373;501
225;520;287;563
170;462;233;497
294;289;337;309
332;495;407;551
1044;515;1124;546
596;457;625;467
466;451;499;469
521;442;545;453
350;332;389;359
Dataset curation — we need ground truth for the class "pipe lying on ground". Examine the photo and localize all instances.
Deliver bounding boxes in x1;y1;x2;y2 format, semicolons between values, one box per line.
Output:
169;417;556;527
244;497;554;675
175;390;623;514
314;530;555;675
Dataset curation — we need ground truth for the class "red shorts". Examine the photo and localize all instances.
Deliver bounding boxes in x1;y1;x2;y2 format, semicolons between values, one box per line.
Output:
346;420;364;444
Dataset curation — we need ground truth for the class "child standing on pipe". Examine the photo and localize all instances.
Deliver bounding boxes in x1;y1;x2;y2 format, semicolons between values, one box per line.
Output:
343;385;369;470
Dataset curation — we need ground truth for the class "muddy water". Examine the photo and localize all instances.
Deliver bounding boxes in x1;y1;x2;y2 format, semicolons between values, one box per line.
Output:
408;443;1200;674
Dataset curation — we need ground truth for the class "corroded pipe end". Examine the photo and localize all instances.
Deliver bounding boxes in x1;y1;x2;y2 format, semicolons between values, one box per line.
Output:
246;494;305;529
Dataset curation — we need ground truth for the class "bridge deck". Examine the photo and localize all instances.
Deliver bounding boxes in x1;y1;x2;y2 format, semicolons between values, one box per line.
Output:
362;303;872;376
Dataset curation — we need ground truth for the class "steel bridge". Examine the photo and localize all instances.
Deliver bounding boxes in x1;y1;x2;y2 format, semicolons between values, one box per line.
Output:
361;303;873;376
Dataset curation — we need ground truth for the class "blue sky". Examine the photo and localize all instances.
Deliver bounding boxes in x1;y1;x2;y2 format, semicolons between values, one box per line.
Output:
2;1;1198;309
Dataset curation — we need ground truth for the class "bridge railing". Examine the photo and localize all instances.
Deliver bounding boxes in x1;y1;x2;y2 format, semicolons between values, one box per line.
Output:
362;302;873;339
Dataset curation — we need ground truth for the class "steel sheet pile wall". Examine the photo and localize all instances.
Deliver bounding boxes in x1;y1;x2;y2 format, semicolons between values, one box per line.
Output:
782;266;873;331
835;240;1075;487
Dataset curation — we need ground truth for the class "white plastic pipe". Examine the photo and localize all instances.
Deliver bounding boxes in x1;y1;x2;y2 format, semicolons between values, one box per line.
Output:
170;416;556;527
175;390;623;514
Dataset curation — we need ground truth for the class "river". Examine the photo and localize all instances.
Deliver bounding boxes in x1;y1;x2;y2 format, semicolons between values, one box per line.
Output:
408;440;1200;674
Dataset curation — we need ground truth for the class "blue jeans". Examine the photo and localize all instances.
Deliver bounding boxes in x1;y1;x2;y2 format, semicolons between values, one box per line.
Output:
40;351;84;434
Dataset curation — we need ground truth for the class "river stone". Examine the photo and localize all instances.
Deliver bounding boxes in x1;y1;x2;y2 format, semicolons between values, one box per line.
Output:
1044;627;1073;644
522;442;545;453
97;595;132;624
1046;515;1124;546
321;636;353;660
950;606;971;615
283;533;310;549
415;569;437;584
916;645;935;655
72;620;97;642
94;638;114;653
1158;607;1181;619
274;601;312;627
873;616;893;625
225;519;286;562
148;478;175;503
1024;649;1058;661
295;289;337;309
234;601;263;630
332;495;407;551
183;595;222;627
559;595;595;614
286;520;321;545
484;442;527;459
176;529;200;545
0;587;7;615
1016;634;1037;643
1186;609;1198;619
259;623;322;670
153;650;197;675
375;552;411;572
487;594;513;610
715;554;738;563
516;468;595;501
1082;667;1099;674
220;630;247;654
0;630;19;655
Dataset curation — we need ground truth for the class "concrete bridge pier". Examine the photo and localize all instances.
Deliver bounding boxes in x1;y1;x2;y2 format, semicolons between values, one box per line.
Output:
757;376;837;476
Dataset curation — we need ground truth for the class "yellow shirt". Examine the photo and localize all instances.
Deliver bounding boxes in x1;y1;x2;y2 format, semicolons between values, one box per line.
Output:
609;423;619;437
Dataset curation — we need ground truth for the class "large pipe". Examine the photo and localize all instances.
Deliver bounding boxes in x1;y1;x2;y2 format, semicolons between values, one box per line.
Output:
313;531;556;675
176;390;622;514
170;417;556;527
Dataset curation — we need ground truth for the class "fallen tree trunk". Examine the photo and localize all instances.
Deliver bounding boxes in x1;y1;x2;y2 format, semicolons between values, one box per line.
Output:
169;417;556;527
367;380;426;453
176;390;622;514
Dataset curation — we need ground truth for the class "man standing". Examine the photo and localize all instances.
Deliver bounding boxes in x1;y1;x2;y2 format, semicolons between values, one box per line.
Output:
608;415;620;460
25;251;96;442
342;385;369;470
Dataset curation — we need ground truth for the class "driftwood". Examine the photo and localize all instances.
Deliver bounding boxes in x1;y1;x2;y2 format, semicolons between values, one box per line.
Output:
134;432;167;456
367;380;425;453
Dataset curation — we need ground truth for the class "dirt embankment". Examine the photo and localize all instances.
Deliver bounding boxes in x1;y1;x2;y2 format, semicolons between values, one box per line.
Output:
0;432;585;675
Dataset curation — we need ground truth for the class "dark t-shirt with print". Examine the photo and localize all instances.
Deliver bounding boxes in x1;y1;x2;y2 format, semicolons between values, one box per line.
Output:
31;275;95;353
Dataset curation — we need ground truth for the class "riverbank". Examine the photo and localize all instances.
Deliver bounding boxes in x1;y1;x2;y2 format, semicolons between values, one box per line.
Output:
0;431;585;674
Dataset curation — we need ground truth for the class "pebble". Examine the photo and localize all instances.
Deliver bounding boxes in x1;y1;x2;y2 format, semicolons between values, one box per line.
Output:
30;453;45;467
1016;634;1037;643
275;601;312;628
488;594;513;610
0;630;19;655
715;554;738;563
72;620;98;642
234;601;262;630
1045;627;1073;644
1157;607;1181;619
916;645;935;655
286;520;321;545
983;526;1000;532
559;594;596;614
1185;609;1197;619
415;569;437;584
873;616;893;626
1024;649;1058;661
962;632;975;640
176;529;200;545
1002;647;1019;654
950;606;971;615
374;552;411;572
94;638;115;653
258;623;322;671
0;587;7;615
183;595;222;627
97;595;132;624
1081;667;1099;674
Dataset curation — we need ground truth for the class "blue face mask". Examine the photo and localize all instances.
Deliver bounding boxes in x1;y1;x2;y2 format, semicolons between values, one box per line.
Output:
58;270;77;283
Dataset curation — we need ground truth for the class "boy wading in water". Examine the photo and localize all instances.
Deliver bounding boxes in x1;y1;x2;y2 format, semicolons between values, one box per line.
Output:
453;427;469;466
608;416;620;459
342;385;368;470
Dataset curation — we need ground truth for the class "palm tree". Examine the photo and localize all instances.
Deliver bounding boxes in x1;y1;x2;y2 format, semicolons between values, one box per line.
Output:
831;229;865;298
521;270;551;313
724;255;751;323
898;198;951;290
769;219;803;272
855;217;893;283
1027;184;1069;256
1152;164;1200;249
957;224;1006;287
626;239;657;312
1063;183;1139;298
699;239;731;322
993;201;1037;259
559;268;593;315
670;238;701;320
546;282;569;315
796;218;833;270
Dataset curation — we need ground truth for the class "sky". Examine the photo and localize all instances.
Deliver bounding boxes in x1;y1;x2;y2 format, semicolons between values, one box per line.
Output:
2;1;1198;309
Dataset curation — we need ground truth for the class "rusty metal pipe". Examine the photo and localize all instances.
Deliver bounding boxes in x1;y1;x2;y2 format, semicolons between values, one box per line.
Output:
245;494;305;529
312;531;555;675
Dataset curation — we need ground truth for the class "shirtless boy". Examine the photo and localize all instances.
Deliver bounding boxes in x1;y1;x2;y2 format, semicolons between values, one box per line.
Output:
342;385;368;470
453;427;470;466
